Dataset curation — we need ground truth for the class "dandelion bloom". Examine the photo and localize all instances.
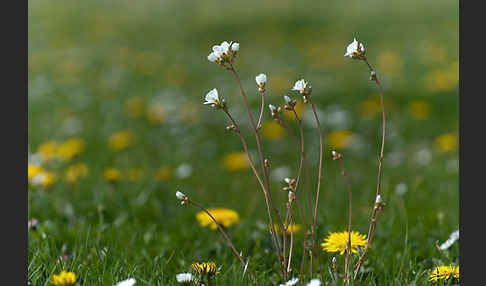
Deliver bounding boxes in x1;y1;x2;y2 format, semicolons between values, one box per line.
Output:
57;138;85;161
429;265;459;282
262;121;286;141
37;141;59;161
64;163;89;184
50;270;76;286
321;231;367;255
327;130;353;150
196;208;240;229
28;163;44;183
104;168;121;183
222;152;249;171
435;133;458;153
109;130;134;151
271;223;302;235
191;262;219;275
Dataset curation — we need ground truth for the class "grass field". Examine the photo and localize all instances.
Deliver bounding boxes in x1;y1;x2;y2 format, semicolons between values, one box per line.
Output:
28;0;459;285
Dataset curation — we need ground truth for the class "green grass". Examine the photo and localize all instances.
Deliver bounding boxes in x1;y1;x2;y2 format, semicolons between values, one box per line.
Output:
28;0;458;285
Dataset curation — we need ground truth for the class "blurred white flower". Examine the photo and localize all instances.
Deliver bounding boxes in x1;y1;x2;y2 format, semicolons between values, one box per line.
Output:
280;278;299;286
231;42;240;51
394;183;407;196
204;88;220;105
292;79;307;94
375;194;383;204
176;191;186;200
114;278;136;286
176;272;193;284
284;95;292;103
439;230;459;250
255;73;267;86
414;148;432;166
271;166;291;182
345;38;365;59
207;52;219;62
208;41;237;63
268;104;277;112
175;163;192;179
307;279;321;286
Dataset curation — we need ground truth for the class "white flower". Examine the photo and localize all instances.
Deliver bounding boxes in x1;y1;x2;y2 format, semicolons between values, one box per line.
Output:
375;194;383;204
207;52;219;62
439;230;459;250
175;164;192;179
269;104;277;112
220;41;231;54
176;191;186;200
306;279;321;286
231;42;239;51
176;273;194;283
31;173;48;186
114;278;136;286
280;277;299;286
292;79;307;93
204;89;220;105
344;38;365;58
284;178;292;184
255;73;267;86
284;95;292;103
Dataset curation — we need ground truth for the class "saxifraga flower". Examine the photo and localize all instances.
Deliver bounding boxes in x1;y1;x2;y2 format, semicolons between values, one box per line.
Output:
321;231;367;255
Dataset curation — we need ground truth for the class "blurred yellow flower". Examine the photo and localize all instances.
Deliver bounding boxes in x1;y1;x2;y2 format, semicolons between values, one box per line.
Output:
196;208;240;229
268;73;291;95
154;166;172;181
104;168;121;183
283;102;305;121
127;168;143;182
125;96;146;118
223;152;249;171
262;121;286;141
31;171;56;188
429;265;459;282
407;100;432;120
358;96;393;119
271;223;302;235
146;104;166;125
37;141;59;162
424;63;458;92
28;163;44;182
435;133;458;153
50;270;76;286
109;130;134;151
321;231;367;255
57;138;85;161
377;50;403;78
327;130;353;150
64;163;89;184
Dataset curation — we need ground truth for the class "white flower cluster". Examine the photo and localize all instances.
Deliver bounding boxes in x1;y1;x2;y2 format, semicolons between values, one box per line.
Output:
207;41;239;65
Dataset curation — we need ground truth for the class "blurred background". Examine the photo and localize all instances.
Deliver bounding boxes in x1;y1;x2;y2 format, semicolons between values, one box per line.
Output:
28;0;458;284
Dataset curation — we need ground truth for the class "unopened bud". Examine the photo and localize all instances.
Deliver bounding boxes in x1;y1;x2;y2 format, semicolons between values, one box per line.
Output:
331;151;342;160
226;124;236;131
375;194;383;204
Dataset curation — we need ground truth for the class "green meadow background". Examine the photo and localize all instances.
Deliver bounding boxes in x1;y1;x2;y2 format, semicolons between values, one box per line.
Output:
28;0;458;285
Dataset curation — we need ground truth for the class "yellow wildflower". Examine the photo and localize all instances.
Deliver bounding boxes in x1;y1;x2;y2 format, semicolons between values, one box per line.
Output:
57;138;85;161
64;163;89;184
146;104;166;125
321;231;367;255
28;163;44;183
50;270;76;286
407;100;431;120
222;152;249;171
262;121;286;141
196;208;240;230
424;63;458;92
435;133;458;153
191;262;219;276
37;141;59;162
271;223;302;235
283;102;305;121
103;168;121;183
31;171;56;188
154;166;172;181
109;130;134;151
125;96;146;118
429;265;459;282
377;50;403;78
127;168;143;182
327;130;353;150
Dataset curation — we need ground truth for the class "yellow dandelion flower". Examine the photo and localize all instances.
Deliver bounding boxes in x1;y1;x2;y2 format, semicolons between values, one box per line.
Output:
127;168;143;182
377;50;403;78
191;262;219;276
283;102;306;121
103;168;121;183
429;265;459;282
196;208;240;230
154;166;172;181
28;163;44;183
37;141;59;162
408;100;432;120
125;96;146;118
321;231;367;255
57;138;85;161
222;152;249;171
109;130;134;151
50;270;76;286
64;163;89;184
327;130;353;150
270;223;302;235
146;104;166;125
262;121;286;141
435;133;458;153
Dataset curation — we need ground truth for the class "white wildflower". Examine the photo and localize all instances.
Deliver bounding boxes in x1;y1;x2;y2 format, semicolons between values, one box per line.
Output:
207;52;219;62
176;191;186;200
344;38;365;59
176;273;193;284
292;79;307;93
114;278;136;286
280;277;299;286
204;88;220;105
231;42;240;51
394;183;407;196
284;95;292;103
375;194;383;204
439;230;459;250
255;73;267;86
307;279;321;286
175;164;192;179
269;104;277;112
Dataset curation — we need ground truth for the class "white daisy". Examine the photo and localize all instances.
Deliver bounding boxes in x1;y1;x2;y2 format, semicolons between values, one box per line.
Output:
114;278;136;286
